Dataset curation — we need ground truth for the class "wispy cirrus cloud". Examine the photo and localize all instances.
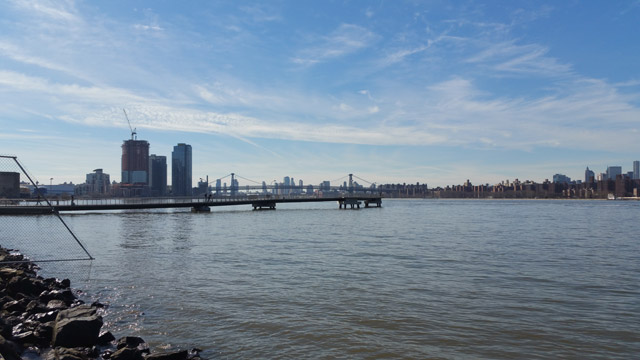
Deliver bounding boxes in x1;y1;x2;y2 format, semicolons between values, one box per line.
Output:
292;24;376;66
466;40;572;76
9;0;79;22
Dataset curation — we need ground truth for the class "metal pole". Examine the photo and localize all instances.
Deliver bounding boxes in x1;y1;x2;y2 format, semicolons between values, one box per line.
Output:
12;157;94;260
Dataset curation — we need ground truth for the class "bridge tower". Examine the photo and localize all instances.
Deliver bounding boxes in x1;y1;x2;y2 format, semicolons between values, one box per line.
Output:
348;173;354;194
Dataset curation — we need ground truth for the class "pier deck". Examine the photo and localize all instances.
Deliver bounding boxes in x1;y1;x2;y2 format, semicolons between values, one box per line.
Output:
0;194;382;215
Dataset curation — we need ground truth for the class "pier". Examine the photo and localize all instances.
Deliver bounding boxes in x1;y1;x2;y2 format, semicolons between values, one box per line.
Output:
0;194;382;215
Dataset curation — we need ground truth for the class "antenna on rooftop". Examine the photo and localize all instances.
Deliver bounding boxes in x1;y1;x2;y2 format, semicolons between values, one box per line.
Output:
123;108;137;140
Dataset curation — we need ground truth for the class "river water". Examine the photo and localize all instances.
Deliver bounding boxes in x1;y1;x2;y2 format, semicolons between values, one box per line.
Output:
7;199;640;358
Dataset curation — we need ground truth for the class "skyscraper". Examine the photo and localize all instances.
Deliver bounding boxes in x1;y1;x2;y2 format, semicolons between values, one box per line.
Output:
283;176;290;195
634;160;639;180
149;154;167;196
585;167;595;183
606;166;622;181
121;139;149;184
172;143;192;196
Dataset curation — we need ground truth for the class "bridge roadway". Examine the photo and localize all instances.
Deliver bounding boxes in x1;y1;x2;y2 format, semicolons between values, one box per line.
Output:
0;194;383;215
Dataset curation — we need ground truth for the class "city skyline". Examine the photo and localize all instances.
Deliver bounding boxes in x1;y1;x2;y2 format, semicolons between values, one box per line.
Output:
1;1;640;187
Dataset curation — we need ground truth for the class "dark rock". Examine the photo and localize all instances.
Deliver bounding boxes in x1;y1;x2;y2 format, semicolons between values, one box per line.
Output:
0;334;21;360
70;299;85;307
117;336;146;350
53;347;87;360
60;279;71;288
110;347;143;360
98;331;116;346
56;305;96;321
102;349;114;359
12;330;39;346
0;317;11;338
34;322;54;345
28;310;59;323
91;301;106;308
52;313;103;348
88;346;101;358
6;276;46;297
2;300;25;313
145;350;189;360
47;300;68;310
0;268;24;281
40;289;76;305
26;299;47;313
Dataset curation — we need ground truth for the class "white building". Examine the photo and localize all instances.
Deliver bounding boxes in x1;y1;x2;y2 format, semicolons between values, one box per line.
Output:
78;168;111;195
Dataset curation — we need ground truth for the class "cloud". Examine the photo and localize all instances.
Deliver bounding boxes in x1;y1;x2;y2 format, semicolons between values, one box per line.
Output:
239;5;281;22
466;40;572;77
292;24;376;66
381;44;430;66
9;0;79;22
133;24;163;31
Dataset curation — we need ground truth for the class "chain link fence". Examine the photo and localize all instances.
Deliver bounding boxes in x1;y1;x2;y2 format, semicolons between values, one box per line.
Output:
0;155;93;277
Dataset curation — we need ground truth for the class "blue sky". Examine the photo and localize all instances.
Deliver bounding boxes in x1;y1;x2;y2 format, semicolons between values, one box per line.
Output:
1;0;639;187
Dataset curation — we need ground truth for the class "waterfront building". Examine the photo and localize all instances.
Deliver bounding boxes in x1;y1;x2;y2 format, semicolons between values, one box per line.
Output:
284;176;290;194
149;155;167;196
585;167;595;183
0;172;20;198
634;160;639;180
83;169;110;195
606;166;622;181
552;174;571;184
172;143;192;196
215;178;221;195
230;177;239;196
121;139;149;184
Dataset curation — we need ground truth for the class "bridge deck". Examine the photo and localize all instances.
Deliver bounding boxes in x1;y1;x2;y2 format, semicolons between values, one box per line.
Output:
0;195;382;215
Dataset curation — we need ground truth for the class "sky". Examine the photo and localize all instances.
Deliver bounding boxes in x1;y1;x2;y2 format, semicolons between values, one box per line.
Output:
1;0;639;188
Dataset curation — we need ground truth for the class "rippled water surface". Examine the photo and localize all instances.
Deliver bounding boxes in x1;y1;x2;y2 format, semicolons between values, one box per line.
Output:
21;200;640;358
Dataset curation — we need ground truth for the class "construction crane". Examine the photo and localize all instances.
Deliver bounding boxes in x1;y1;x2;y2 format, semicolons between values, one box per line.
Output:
122;109;137;140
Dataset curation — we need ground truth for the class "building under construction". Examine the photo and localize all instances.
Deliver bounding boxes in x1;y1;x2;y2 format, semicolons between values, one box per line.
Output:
120;139;150;196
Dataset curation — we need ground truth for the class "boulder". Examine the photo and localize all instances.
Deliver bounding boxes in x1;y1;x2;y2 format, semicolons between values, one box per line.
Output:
52;347;87;360
56;305;96;320
6;276;45;297
117;336;146;350
28;310;59;323
97;331;116;346
0;334;21;360
2;299;25;313
110;347;143;360
52;308;103;348
145;350;189;360
26;299;47;313
47;300;68;310
40;289;76;305
0;317;11;338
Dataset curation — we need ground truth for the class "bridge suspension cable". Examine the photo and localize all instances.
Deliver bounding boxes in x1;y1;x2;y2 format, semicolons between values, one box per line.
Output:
234;174;263;185
352;174;375;185
331;174;349;183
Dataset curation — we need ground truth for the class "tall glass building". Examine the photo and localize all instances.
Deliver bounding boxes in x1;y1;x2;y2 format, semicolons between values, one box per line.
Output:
634;161;639;180
172;143;192;196
149;154;167;196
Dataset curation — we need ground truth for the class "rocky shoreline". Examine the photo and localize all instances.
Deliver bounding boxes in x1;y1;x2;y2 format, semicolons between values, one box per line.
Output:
0;247;203;360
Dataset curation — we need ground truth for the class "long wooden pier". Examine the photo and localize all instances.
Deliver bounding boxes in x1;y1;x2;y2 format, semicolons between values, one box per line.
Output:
0;194;382;215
